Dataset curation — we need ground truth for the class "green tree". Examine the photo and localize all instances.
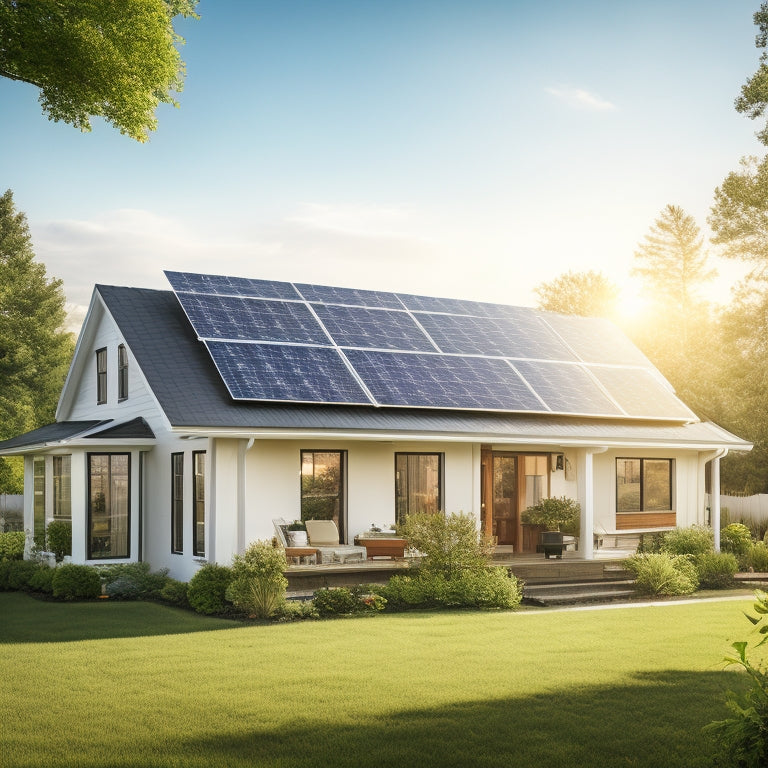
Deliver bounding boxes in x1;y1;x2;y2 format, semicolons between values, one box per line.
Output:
735;3;768;146
533;269;619;318
0;190;74;492
0;0;199;142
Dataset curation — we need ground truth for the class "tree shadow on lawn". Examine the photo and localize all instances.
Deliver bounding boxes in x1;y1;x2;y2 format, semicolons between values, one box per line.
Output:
63;670;743;768
0;592;239;644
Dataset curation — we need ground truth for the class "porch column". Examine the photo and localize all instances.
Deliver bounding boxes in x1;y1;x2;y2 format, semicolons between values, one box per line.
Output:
712;456;721;553
577;446;607;561
236;438;255;553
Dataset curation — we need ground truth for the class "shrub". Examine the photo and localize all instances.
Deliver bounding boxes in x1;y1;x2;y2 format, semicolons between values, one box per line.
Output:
187;563;233;615
28;565;55;594
695;552;738;589
747;541;768;573
625;552;699;596
45;520;71;562
0;531;25;560
105;576;143;600
705;590;768;768
0;560;12;590
3;559;39;591
312;586;387;616
720;523;753;567
400;512;494;579
660;525;714;556
636;532;667;554
52;564;101;600
226;541;288;619
520;496;581;533
277;599;319;621
98;562;170;599
159;578;189;607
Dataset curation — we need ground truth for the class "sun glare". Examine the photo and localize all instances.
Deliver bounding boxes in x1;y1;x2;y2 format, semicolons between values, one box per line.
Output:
616;283;651;322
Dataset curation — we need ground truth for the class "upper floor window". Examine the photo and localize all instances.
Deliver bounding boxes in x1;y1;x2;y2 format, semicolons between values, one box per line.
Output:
96;348;107;404
118;344;128;401
616;458;673;513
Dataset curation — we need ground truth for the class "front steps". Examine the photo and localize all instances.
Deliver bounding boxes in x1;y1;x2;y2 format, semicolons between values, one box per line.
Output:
521;578;637;607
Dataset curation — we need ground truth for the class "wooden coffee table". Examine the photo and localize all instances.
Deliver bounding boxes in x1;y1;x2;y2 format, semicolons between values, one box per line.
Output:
354;537;407;559
284;547;318;565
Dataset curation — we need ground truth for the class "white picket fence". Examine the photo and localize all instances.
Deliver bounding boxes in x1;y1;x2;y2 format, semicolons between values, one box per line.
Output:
721;494;768;532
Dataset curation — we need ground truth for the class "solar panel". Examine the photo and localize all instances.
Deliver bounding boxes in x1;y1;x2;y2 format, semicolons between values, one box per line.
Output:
206;342;371;404
166;271;695;421
343;350;544;411
175;294;329;344
312;304;436;351
417;311;575;360
296;283;403;309
511;361;622;416
165;270;299;300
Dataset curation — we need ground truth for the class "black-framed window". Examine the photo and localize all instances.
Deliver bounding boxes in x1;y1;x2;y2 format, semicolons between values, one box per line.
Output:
193;451;206;557
88;453;130;559
33;457;46;545
117;344;128;401
96;348;107;404
300;450;346;542
52;455;71;519
616;458;673;513
171;453;184;554
395;453;443;525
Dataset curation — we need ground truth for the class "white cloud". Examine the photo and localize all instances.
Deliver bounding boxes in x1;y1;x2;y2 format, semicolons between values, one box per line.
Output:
546;86;617;111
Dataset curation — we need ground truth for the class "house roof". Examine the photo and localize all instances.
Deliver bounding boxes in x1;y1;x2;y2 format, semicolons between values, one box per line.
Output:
89;285;750;451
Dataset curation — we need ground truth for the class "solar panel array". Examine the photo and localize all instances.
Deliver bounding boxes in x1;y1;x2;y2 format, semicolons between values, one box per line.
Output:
165;271;696;420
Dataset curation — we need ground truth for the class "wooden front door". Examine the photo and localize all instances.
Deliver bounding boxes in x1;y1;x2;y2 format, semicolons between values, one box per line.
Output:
481;450;549;553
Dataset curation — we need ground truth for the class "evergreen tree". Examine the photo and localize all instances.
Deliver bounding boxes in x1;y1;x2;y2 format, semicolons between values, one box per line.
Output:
533;270;619;318
0;190;74;492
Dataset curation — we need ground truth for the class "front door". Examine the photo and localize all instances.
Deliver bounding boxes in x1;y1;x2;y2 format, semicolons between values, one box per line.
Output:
481;450;549;552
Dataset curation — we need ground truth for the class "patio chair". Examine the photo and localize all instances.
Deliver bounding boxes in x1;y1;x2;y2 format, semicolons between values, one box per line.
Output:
272;518;317;565
305;520;367;564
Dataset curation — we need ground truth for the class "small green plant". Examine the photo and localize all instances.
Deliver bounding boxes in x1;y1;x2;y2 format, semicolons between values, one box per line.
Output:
276;599;319;621
705;589;768;768
226;541;288;619
695;552;738;589
159;578;189;606
28;565;55;594
660;525;714;556
45;520;72;562
105;576;143;599
287;520;306;531
187;563;233;615
312;586;388;616
2;559;39;591
748;541;768;573
98;562;170;599
720;523;753;568
0;531;25;560
520;496;580;532
51;564;101;600
625;552;699;596
636;531;667;554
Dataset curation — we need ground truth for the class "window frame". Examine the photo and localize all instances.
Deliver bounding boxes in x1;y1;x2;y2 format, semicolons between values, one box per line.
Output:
33;456;46;545
96;347;107;404
192;450;206;557
117;344;129;401
52;455;71;520
87;452;131;560
615;457;673;514
171;452;184;554
394;452;444;526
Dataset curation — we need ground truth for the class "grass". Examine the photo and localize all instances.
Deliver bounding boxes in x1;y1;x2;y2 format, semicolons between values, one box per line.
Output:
0;592;756;768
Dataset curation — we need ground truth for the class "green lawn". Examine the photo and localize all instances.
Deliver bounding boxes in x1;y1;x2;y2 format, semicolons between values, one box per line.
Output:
0;592;755;768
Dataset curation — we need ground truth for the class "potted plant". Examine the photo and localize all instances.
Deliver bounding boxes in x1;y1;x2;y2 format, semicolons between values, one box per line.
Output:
521;496;581;559
287;520;308;546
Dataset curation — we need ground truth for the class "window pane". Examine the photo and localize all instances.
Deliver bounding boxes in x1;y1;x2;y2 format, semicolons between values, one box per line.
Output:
33;457;46;544
301;451;344;539
171;453;184;554
193;451;206;556
643;460;671;511
616;459;641;512
89;454;130;559
395;453;441;525
96;349;107;404
118;344;128;400
53;455;71;519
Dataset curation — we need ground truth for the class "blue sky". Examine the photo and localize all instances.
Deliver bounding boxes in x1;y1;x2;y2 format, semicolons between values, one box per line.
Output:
0;0;764;327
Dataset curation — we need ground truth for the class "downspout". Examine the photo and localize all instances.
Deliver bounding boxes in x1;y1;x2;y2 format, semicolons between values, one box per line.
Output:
580;446;608;561
237;438;256;553
700;448;728;552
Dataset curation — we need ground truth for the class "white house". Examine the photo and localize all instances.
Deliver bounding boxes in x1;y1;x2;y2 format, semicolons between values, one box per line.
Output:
0;271;750;580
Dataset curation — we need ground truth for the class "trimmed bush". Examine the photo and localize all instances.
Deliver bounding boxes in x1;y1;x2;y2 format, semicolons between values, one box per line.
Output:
3;559;39;591
187;563;233;615
98;562;170;599
0;531;25;561
313;587;359;616
46;520;72;562
695;552;738;589
747;541;768;573
277;600;319;621
28;565;55;594
105;576;143;599
625;552;699;596
720;523;753;568
159;578;189;607
226;541;287;619
52;564;101;600
660;525;714;556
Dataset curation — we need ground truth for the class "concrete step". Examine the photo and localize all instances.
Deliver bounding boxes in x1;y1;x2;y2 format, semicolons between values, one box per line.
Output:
523;579;637;606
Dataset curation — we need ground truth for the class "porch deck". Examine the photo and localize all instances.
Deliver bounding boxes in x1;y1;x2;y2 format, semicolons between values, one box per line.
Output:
284;544;636;593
